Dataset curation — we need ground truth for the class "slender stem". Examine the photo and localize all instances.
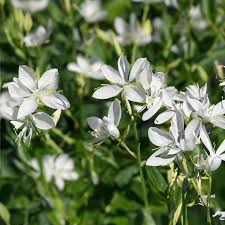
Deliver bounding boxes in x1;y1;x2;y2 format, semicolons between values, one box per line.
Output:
142;3;150;23
117;139;137;159
131;43;137;64
137;143;149;209
207;173;212;225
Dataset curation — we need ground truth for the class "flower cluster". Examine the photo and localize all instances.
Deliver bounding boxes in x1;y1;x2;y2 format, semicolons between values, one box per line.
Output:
88;54;225;171
3;65;70;144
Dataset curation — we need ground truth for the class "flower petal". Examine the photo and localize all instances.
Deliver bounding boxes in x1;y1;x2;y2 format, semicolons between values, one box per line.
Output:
142;97;162;121
7;82;30;99
40;92;70;110
129;58;147;82
118;54;129;81
211;100;225;116
148;127;173;147
101;65;125;84
211;117;225;129
92;85;122;99
38;69;58;90
217;140;225;156
107;99;121;126
19;65;36;91
32;112;55;130
146;148;176;166
17;97;38;118
123;85;146;103
154;111;174;124
200;125;214;155
87;117;102;130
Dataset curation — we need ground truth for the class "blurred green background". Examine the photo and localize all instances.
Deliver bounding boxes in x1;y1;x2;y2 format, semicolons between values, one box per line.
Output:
1;0;225;224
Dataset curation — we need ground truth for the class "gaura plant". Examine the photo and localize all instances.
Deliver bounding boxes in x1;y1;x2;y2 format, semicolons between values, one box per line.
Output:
88;54;225;224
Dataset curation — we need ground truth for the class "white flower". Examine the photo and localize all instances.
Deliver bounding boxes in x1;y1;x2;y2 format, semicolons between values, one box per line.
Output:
87;99;121;142
11;111;55;145
190;6;208;30
114;13;151;46
194;126;225;171
30;154;79;191
146;111;201;166
10;0;49;13
132;0;178;7
43;154;79;190
92;54;147;100
213;211;225;220
67;55;105;80
24;21;52;47
127;60;177;121
0;92;17;120
79;0;106;23
7;65;70;119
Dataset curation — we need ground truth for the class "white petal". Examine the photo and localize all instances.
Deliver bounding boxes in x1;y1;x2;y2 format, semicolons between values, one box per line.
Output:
148;127;173;147
211;100;225;116
40;92;70;110
32;112;55;130
38;69;58;90
139;61;152;90
101;65;125;84
217;140;225;156
200;125;214;155
92;85;122;99
107;123;120;138
114;17;127;35
187;96;202;112
155;111;174;124
146;148;176;166
67;62;82;73
129;58;147;82
8;82;30;99
10;120;24;129
17;97;38;118
142;97;162;121
118;54;129;81
107;99;121;126
55;178;65;191
123;85;146;103
183;117;201;150
19;65;36;91
211;117;225;129
87;117;102;130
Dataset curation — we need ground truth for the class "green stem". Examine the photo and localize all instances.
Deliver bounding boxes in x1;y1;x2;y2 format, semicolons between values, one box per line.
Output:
137;143;149;209
142;3;150;23
207;173;212;225
131;43;137;64
117;139;137;159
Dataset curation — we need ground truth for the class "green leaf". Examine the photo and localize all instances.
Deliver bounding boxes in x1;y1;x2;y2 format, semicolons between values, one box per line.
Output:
0;202;10;225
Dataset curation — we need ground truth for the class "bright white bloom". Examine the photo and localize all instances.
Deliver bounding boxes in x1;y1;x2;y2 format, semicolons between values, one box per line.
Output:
30;154;79;191
67;55;105;80
194;126;225;171
10;0;49;13
213;211;225;220
7;65;70;119
190;6;207;30
24;21;52;47
11;111;55;145
114;13;151;46
79;0;106;23
92;54;147;100
146;111;201;166
87;99;121;142
0;92;17;120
